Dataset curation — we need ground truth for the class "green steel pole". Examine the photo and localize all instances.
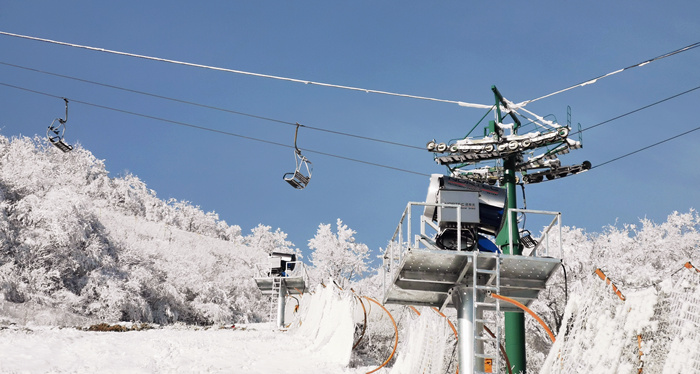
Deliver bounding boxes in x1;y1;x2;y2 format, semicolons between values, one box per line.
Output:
502;155;526;373
492;85;527;373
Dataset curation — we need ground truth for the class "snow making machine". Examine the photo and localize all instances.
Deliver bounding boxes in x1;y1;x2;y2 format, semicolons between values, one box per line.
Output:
254;252;307;328
423;174;507;251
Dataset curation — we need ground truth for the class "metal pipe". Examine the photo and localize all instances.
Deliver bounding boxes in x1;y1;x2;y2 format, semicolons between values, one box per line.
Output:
277;280;287;327
452;285;484;373
457;205;462;251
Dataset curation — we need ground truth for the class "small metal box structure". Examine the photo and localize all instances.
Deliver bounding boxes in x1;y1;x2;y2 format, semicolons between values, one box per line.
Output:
437;190;480;226
253;252;307;327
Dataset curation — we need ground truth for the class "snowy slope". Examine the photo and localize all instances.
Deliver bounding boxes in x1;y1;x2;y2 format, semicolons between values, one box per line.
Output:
0;324;356;373
0;283;370;373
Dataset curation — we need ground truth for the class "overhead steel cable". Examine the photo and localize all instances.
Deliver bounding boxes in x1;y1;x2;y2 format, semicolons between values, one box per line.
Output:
593;124;700;169
0;82;429;177
573;83;700;135
0;30;491;109
0;60;424;151
518;41;700;106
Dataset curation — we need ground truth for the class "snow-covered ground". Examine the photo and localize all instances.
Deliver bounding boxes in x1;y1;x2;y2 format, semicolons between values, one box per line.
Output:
1;269;698;373
0;323;361;373
0;284;372;374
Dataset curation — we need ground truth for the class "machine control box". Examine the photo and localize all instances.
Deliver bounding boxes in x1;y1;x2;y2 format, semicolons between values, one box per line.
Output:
437;190;480;227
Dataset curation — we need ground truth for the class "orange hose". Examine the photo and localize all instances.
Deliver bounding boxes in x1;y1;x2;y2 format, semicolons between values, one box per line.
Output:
364;297;398;374
594;268;626;301
409;305;421;316
287;295;300;313
637;334;644;373
352;295;368;350
685;261;700;273
490;293;556;343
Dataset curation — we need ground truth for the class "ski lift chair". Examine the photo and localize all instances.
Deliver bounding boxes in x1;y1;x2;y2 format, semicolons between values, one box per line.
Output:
284;150;313;189
283;124;312;189
47;98;73;153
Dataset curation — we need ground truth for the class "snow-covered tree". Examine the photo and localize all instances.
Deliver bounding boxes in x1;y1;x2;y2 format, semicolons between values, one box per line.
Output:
308;219;370;289
244;224;296;256
0;133;292;324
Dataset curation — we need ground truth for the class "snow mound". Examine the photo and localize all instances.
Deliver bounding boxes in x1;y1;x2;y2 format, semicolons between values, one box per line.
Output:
390;308;450;374
289;283;355;367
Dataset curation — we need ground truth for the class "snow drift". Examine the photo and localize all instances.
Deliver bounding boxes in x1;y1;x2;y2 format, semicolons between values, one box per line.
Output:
290;283;355;367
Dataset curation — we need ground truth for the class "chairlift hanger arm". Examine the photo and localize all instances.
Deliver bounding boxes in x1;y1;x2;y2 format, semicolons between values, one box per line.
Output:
293;123;306;153
61;97;69;123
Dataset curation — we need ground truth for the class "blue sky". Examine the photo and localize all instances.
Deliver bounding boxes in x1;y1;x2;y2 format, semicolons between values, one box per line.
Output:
1;2;699;264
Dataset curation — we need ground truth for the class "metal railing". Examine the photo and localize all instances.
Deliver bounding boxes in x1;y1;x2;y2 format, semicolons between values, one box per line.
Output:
384;201;468;294
383;202;563;294
507;208;563;260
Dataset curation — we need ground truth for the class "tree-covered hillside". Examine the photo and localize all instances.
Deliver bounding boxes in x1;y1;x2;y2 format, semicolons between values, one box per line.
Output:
0;134;296;324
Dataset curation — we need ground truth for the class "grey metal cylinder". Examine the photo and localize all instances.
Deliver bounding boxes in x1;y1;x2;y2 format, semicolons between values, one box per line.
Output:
277;280;287;327
452;285;484;373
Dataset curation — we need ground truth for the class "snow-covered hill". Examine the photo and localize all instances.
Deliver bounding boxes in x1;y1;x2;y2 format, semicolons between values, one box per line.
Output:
0;134;295;324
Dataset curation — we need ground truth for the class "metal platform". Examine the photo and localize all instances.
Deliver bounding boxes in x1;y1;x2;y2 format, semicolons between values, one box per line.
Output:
382;202;564;313
254;276;307;295
383;247;561;312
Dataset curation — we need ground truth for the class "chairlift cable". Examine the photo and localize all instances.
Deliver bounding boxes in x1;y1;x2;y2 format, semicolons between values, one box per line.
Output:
4;31;697;111
0;31;491;109
6;80;698;177
573;83;700;135
519;41;700;106
593;124;700;169
0;81;429;177
0;60;424;151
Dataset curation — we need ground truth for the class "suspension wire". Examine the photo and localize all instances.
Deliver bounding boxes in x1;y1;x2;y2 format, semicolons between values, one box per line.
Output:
518;41;700;106
0;60;424;151
0;82;430;177
0;30;491;110
573;83;700;135
593;124;700;169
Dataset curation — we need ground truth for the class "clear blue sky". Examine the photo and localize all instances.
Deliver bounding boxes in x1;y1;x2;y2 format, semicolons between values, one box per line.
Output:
1;2;699;265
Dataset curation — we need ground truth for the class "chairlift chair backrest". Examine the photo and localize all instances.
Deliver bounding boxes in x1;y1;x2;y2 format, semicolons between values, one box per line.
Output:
47;98;73;152
284;150;312;189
